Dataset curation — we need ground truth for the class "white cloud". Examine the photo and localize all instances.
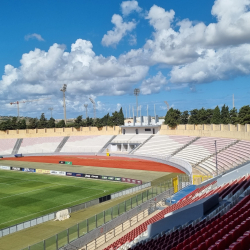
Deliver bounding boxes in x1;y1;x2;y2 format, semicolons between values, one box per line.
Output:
0;39;148;115
121;0;142;16
140;72;168;94
24;33;45;41
128;34;137;45
101;14;136;47
146;5;175;31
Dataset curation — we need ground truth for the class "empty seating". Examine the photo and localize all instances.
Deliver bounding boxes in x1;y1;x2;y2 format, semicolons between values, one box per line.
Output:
61;135;114;153
19;137;64;153
105;173;250;250
0;138;17;155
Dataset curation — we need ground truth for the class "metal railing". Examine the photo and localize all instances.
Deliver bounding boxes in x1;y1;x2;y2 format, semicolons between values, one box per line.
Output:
0;182;150;238
21;182;174;250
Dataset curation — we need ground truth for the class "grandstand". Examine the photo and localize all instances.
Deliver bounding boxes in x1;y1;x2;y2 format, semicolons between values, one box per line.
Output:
0;124;250;250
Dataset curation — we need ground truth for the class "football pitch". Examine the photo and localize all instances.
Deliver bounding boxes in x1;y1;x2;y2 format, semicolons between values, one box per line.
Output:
0;169;134;230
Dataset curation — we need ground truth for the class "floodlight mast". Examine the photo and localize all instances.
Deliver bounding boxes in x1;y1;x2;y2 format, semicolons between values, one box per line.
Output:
48;107;53;118
60;84;67;125
89;98;96;119
164;101;170;111
84;104;88;119
134;88;140;117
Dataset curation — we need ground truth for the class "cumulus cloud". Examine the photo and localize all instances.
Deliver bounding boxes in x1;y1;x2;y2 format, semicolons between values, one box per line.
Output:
102;14;137;47
140;72;168;94
0;39;148;116
121;0;142;16
24;33;45;41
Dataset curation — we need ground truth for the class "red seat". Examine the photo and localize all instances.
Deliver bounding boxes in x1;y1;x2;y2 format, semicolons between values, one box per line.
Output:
189;240;198;249
205;237;214;248
237;235;250;250
215;239;227;249
198;242;207;250
207;245;217;250
229;242;242;250
212;233;221;242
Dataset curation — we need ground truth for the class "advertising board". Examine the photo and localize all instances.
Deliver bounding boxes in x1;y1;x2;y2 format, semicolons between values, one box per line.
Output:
23;168;36;172
66;172;84;177
50;170;66;176
0;166;11;170
11;167;21;171
36;169;51;174
59;161;65;164
85;174;101;179
65;161;72;165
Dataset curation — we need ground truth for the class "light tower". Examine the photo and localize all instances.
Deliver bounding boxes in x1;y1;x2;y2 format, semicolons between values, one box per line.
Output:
164;101;170;111
48;107;53;118
84;104;88;118
134;88;140;117
89;98;96;119
60;84;67;125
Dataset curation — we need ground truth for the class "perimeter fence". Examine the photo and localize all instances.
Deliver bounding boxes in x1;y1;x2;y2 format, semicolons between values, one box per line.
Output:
21;180;176;250
0;181;151;238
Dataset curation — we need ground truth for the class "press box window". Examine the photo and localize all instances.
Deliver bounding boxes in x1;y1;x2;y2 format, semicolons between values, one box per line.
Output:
145;129;151;131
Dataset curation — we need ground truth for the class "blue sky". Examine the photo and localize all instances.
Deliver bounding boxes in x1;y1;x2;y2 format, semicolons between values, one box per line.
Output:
0;0;249;119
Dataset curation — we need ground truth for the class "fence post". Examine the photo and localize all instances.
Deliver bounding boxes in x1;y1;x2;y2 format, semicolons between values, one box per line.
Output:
136;195;138;206
67;228;69;244
43;240;45;250
130;198;132;209
118;204;120;216
104;211;105;224
125;201;126;212
147;190;149;200
56;234;58;250
87;219;89;233
111;207;113;220
77;223;79;238
95;214;97;228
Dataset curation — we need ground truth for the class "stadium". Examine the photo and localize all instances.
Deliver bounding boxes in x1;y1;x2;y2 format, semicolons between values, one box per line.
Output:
0;119;250;250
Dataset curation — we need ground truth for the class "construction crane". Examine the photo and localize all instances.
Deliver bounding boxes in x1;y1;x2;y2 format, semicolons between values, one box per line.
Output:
10;98;50;120
164;101;170;111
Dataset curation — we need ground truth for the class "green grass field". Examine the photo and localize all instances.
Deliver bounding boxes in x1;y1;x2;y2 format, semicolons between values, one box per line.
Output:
0;169;134;230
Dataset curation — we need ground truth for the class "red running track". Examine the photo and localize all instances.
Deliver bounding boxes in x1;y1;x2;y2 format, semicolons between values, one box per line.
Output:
3;155;184;173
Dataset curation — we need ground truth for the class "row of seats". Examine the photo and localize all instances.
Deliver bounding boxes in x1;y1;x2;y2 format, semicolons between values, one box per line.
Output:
112;134;152;144
106;174;250;250
128;195;250;250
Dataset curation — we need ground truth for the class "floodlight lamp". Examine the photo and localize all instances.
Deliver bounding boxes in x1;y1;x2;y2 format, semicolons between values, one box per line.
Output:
60;84;67;92
134;88;140;96
89;97;95;104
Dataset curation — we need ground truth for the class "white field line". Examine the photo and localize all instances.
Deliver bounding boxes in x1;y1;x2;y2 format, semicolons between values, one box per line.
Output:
0;184;59;200
0;190;105;226
0;175;106;191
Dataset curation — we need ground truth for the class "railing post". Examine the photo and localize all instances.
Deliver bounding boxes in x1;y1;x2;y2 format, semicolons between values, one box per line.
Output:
43;240;45;250
131;198;132;209
104;211;105;224
95;214;97;228
87;219;89;233
111;207;113;220
77;223;79;238
67;228;69;244
56;234;58;250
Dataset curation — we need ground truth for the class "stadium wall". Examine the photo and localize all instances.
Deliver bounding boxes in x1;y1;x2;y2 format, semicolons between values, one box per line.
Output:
160;124;250;141
0;124;249;140
0;126;121;139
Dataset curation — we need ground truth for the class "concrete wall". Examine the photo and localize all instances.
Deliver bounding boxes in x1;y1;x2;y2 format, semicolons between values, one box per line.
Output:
160;124;250;141
0;124;249;140
122;127;160;135
0;126;121;139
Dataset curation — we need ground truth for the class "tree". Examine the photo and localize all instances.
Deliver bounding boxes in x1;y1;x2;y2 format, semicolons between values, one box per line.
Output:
180;111;189;124
188;109;199;124
211;106;221;124
197;108;209;124
221;105;230;124
238;105;250;125
230;107;238;125
119;108;125;125
47;118;55;128
37;113;47;128
86;117;93;126
206;109;214;124
17;119;26;129
56;120;65;128
28;118;38;129
164;108;181;128
74;115;83;129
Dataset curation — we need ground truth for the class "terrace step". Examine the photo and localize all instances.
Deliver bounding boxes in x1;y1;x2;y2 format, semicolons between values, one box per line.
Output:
12;138;23;155
55;136;70;152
